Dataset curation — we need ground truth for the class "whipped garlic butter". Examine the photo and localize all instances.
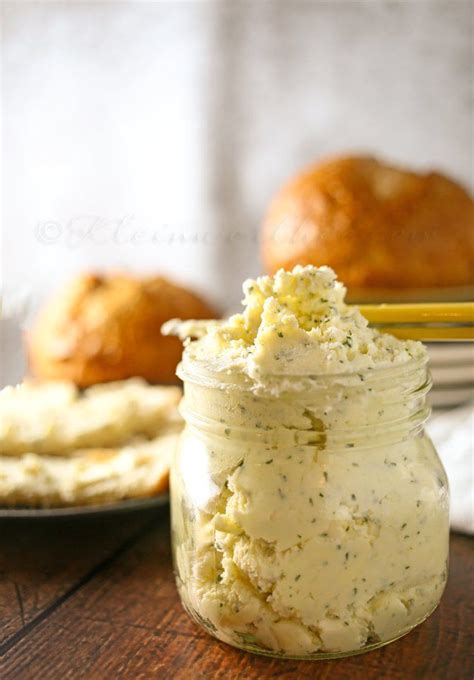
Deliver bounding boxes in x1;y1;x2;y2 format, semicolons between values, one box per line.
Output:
167;266;449;658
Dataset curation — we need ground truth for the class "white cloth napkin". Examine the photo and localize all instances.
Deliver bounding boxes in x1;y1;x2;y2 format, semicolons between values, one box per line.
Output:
427;402;474;535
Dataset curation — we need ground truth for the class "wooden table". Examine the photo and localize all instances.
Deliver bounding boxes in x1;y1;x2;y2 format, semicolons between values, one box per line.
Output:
0;507;472;679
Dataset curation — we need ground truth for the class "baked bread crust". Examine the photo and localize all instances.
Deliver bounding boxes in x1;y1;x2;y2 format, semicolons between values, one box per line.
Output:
28;273;216;386
261;156;474;292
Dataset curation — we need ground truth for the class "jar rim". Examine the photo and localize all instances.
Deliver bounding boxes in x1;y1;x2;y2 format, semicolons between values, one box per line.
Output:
177;353;430;393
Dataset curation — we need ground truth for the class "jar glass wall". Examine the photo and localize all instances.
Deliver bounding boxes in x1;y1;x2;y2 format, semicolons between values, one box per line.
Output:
171;357;449;659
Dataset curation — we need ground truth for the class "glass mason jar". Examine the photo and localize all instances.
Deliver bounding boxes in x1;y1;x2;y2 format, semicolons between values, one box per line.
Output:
171;356;449;660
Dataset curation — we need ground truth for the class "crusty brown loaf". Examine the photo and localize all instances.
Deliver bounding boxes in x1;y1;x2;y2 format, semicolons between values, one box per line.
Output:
261;156;474;293
28;273;216;386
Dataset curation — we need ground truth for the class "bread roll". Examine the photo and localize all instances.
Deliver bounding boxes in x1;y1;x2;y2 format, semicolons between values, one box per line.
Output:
0;435;179;507
0;380;183;507
0;379;182;455
262;156;474;297
28;273;216;386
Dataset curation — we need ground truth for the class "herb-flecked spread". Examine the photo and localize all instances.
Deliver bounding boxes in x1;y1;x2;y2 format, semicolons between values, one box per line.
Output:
167;266;449;657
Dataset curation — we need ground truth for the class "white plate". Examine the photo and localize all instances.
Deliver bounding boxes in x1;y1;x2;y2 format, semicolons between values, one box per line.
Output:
427;343;474;365
430;386;474;408
430;363;474;385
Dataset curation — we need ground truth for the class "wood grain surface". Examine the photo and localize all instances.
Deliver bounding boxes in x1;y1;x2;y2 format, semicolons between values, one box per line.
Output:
0;507;472;680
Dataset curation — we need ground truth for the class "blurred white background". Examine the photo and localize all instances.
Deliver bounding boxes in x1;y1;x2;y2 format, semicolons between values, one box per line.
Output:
2;0;473;316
